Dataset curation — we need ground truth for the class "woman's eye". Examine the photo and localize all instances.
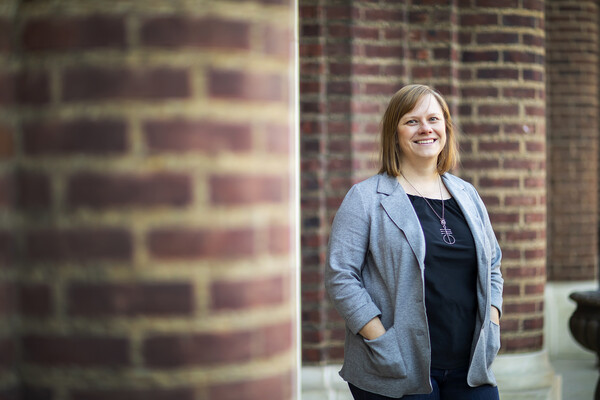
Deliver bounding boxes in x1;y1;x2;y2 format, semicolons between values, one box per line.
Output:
406;119;417;125
430;116;440;122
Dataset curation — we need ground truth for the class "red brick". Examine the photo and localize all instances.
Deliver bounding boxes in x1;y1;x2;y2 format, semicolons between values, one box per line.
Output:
523;317;544;330
489;213;519;224
502;14;538;28
0;231;15;267
476;32;519;44
326;6;353;19
479;177;519;188
67;172;192;208
22;335;129;366
0;283;16;316
25;229;132;262
208;373;293;400
462;51;499;63
525;283;545;295
17;385;51;400
22;16;126;51
460;123;499;135
479;141;520;152
525;105;545;116
503;87;536;98
523;69;544;81
0;71;50;105
19;284;52;317
504;51;540;64
62;67;190;102
0;123;14;158
16;170;51;209
265;123;291;154
67;282;194;316
143;322;292;367
478;104;519;116
144;119;251;153
502;335;544;352
460;87;499;98
208;69;285;102
23;119;127;155
141;16;249;49
477;68;520;80
0;338;16;371
504;301;543;314
364;45;404;58
504;266;544;279
210;174;287;205
0;19;13;53
475;0;518;6
211;275;287;310
459;13;498;26
148;228;254;260
500;318;520;332
363;9;405;22
72;388;195;400
525;248;546;259
0;174;15;208
299;43;323;57
505;195;537;206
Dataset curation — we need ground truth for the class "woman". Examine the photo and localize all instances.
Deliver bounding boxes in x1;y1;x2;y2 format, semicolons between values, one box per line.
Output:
325;84;503;400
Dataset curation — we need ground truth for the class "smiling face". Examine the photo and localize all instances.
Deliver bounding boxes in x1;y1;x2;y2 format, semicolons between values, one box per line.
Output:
397;93;447;169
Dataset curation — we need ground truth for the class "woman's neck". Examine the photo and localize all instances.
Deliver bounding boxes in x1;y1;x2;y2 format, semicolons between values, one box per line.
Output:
398;163;447;199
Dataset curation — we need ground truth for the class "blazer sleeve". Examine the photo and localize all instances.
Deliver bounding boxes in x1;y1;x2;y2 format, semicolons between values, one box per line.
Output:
325;184;382;334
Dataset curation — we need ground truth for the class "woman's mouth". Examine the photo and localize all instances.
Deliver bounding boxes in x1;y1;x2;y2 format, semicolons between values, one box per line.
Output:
415;139;436;144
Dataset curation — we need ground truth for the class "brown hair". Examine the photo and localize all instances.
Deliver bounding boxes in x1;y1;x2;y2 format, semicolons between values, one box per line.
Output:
378;84;459;176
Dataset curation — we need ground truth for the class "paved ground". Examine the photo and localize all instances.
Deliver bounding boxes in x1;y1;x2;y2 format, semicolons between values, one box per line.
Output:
552;357;597;400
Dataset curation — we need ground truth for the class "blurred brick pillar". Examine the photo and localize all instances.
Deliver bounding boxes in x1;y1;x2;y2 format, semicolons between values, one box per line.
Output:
0;1;18;398
546;0;598;282
5;1;298;399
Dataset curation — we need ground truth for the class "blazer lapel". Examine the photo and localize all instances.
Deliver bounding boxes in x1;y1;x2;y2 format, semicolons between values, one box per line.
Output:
378;173;426;269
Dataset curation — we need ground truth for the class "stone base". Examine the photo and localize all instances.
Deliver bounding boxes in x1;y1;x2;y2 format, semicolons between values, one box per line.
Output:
302;350;561;400
492;350;561;400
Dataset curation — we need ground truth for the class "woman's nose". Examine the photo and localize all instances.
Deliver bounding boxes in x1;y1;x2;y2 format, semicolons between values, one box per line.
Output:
420;121;433;133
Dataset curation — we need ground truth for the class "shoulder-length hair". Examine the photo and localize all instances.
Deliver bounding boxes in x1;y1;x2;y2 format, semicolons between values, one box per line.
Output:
378;84;459;176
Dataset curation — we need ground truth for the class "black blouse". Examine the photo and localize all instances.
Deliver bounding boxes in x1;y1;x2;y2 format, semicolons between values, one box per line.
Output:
408;194;478;369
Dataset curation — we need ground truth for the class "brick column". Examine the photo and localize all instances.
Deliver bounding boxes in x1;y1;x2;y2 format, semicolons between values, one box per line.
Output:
8;1;298;399
457;2;560;397
458;0;547;355
546;0;598;282
544;0;599;366
0;1;18;398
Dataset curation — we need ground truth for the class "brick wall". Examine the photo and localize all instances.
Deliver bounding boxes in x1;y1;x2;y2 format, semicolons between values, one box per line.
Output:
546;0;599;281
300;0;547;365
0;1;18;397
1;1;297;399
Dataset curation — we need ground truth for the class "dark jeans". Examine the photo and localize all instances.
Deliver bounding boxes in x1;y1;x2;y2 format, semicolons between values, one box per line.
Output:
348;367;499;400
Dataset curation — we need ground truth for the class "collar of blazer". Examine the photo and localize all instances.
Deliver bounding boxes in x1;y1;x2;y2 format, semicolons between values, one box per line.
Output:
376;172;487;272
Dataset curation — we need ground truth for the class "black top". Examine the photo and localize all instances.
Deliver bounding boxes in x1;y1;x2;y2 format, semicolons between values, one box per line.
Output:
408;194;478;369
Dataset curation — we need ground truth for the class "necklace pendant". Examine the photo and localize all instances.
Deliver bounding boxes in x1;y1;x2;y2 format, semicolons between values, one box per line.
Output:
440;225;456;245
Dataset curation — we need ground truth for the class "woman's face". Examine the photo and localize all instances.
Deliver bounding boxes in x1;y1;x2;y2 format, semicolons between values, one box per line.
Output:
397;93;447;168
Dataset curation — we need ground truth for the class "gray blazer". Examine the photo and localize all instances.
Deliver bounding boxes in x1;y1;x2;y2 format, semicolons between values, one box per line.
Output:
325;172;503;397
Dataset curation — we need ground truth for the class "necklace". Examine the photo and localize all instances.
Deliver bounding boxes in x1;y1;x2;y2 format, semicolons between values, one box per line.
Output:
401;173;456;245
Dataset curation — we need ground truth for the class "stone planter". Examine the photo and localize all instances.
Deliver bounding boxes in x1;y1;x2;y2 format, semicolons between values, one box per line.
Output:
569;290;600;400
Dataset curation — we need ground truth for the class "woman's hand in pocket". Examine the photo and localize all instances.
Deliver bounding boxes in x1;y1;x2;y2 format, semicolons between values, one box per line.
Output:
359;317;386;340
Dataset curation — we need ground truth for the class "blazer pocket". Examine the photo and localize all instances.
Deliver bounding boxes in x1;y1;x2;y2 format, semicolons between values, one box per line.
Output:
485;320;501;369
363;326;407;378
